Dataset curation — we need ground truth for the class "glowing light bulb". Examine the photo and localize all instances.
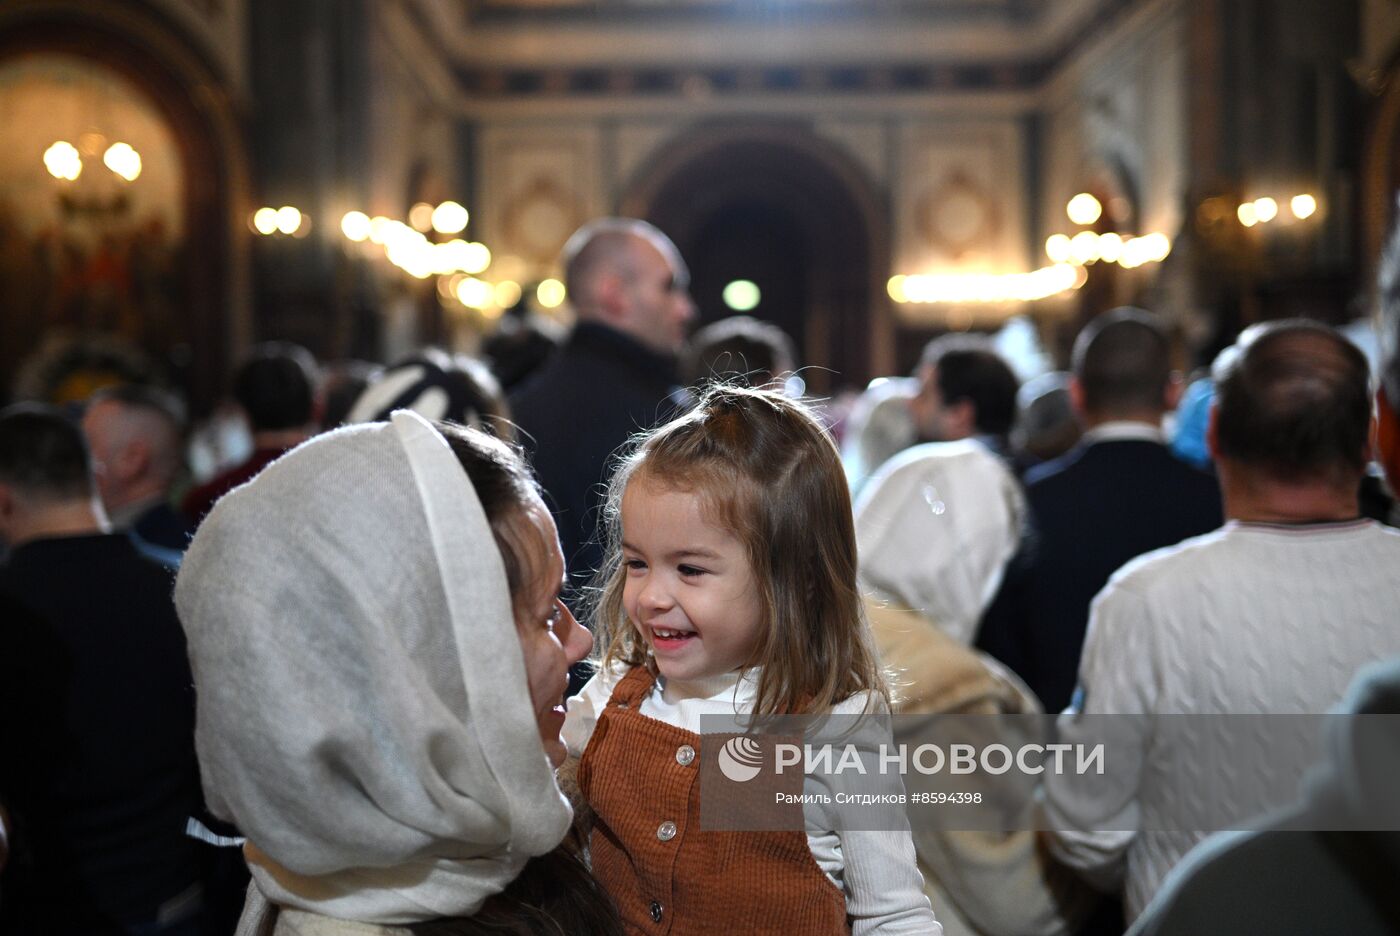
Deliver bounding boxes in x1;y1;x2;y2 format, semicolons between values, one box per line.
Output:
1097;232;1123;264
252;208;279;235
408;202;435;232
1291;194;1317;220
1237;203;1259;228
276;206;302;235
1253;197;1278;223
887;275;908;303
494;280;522;309
722;280;761;312
456;277;493;309
102;142;141;181
431;201;469;234
461;242;491;274
1142;233;1171;262
537;278;567;309
1069;231;1100;265
341;211;371;242
43;141;82;181
1066;193;1103;226
1045;234;1072;264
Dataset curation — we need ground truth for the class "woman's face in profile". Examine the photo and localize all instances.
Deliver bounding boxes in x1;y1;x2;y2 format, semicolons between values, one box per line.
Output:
511;497;592;767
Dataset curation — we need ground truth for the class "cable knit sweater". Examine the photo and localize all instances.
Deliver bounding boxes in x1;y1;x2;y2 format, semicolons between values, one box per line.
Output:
1043;519;1400;921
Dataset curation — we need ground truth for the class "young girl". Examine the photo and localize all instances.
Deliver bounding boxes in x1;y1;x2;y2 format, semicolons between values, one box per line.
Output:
563;386;941;934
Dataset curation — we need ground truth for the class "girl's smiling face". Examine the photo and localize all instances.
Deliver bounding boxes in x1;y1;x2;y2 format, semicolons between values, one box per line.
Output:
619;477;764;683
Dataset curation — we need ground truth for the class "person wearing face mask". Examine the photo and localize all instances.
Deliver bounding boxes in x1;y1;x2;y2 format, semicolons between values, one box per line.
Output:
174;411;619;936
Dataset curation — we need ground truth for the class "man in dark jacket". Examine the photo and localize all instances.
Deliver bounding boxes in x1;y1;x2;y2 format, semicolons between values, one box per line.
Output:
510;218;695;588
977;308;1221;713
0;404;204;935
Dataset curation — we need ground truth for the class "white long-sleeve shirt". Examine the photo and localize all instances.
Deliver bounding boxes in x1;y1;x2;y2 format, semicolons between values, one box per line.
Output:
564;665;942;935
1043;519;1400;921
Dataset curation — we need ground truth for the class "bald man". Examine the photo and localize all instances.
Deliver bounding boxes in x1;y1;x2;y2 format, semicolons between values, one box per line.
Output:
82;385;192;556
510;218;696;596
1123;228;1400;936
1044;320;1400;924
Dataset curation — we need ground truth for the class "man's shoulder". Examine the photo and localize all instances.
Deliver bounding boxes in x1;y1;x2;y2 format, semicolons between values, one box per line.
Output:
883;437;1012;476
1099;527;1231;597
511;334;669;412
0;535;176;633
1030;439;1211;487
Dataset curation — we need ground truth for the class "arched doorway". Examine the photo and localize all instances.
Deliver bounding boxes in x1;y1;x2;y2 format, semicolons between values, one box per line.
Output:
0;0;249;413
621;124;889;394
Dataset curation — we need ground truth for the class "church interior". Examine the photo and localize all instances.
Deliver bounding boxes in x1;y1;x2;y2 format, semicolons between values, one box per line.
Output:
5;3;1400;936
1;0;1395;410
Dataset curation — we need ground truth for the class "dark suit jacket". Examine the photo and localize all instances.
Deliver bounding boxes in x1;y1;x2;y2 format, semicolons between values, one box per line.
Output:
509;321;681;585
131;501;194;555
976;437;1222;713
0;535;202;930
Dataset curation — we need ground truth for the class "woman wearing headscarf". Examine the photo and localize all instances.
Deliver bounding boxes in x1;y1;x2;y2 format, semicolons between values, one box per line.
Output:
174;410;618;935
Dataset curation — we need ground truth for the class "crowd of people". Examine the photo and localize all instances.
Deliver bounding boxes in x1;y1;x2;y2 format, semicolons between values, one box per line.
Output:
1;213;1398;936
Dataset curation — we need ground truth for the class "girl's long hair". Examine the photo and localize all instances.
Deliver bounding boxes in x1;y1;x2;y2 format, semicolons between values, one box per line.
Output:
587;384;889;717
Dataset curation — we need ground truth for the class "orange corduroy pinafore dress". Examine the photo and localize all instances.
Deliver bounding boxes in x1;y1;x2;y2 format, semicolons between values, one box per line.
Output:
577;665;849;935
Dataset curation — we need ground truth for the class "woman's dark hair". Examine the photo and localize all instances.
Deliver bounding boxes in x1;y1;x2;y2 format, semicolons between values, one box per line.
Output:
437;421;541;597
408;845;622;936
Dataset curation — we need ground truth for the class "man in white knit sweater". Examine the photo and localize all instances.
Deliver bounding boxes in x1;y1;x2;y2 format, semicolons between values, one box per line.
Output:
1041;319;1400;922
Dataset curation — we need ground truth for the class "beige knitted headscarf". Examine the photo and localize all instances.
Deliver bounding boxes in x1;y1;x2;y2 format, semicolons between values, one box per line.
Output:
175;411;571;927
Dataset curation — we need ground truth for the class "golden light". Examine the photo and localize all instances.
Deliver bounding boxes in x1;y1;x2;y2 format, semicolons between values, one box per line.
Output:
1066;193;1103;226
1141;232;1171;263
252;207;280;235
461;242;492;274
369;216;394;245
1237;203;1259;228
494;280;523;308
537;278;567;309
409;202;435;232
1096;232;1123;264
1045;234;1072;264
398;245;435;279
1291;194;1317;220
43;141;82;181
341;211;371;242
102;142;142;182
275;206;302;235
1253;197;1278;223
889;264;1082;304
456;277;493;309
481;304;505;321
431;201;469;235
1069;231;1100;265
887;275;908;303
